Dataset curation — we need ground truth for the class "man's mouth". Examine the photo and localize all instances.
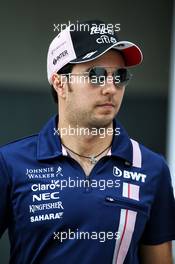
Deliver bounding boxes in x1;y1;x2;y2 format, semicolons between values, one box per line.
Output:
96;103;115;108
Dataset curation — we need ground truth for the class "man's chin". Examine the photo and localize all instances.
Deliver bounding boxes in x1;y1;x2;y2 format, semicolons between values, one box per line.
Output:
90;115;114;129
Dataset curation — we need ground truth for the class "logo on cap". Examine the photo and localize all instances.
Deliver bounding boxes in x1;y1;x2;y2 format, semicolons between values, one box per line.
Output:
96;35;117;44
53;50;69;65
90;26;114;35
82;50;98;59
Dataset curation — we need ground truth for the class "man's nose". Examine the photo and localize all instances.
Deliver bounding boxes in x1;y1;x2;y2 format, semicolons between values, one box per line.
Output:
101;76;117;95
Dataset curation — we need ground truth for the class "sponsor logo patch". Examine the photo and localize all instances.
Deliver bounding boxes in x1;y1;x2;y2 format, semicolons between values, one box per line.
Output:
113;166;147;183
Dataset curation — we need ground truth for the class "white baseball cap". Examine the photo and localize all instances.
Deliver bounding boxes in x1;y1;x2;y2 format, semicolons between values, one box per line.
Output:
47;20;143;84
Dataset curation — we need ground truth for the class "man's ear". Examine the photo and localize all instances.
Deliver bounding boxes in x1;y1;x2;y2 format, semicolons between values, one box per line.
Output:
51;73;67;99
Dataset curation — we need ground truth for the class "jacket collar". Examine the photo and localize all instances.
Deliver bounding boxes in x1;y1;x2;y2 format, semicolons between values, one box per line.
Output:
37;114;133;164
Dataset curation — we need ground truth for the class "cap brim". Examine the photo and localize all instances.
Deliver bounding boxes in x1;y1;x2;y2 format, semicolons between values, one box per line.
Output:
70;40;143;67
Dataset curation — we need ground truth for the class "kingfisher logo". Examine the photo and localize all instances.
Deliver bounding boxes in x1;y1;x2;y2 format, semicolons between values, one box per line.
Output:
113;166;147;183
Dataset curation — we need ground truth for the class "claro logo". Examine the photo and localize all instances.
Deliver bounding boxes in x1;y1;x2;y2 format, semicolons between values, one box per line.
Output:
113;166;147;183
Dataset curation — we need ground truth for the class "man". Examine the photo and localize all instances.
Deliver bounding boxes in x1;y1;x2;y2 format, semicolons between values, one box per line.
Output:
0;20;175;264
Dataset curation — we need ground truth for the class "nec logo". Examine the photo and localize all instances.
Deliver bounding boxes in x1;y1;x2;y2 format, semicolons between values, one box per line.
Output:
113;166;147;183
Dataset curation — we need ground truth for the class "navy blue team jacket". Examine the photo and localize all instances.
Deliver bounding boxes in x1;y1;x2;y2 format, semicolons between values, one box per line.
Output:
0;115;175;264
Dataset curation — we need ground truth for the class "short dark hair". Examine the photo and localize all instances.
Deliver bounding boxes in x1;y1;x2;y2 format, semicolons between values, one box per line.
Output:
51;63;74;104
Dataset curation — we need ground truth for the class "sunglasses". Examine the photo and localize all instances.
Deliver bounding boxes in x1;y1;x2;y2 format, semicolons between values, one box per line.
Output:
62;66;132;87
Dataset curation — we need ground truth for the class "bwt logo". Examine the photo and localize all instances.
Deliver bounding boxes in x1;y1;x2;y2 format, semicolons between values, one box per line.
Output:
113;166;147;183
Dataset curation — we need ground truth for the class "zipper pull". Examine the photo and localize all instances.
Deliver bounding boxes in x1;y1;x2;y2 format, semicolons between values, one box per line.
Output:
105;196;115;202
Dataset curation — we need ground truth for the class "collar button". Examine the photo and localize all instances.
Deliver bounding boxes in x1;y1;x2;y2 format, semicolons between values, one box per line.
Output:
125;161;131;166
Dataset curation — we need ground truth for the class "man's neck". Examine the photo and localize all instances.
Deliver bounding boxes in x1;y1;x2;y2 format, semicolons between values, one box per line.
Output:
58;121;113;157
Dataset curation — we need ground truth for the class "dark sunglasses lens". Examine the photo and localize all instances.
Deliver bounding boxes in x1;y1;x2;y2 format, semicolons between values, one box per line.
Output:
114;68;131;86
89;67;107;85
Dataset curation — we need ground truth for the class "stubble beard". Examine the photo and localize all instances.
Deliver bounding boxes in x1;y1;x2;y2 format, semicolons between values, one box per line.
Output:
65;106;114;131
